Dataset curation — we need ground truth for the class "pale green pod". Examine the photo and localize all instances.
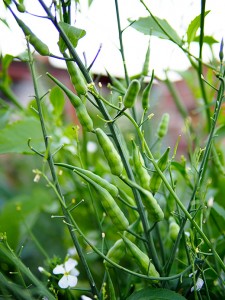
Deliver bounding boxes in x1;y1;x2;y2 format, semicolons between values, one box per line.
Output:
122;236;159;279
95;128;123;176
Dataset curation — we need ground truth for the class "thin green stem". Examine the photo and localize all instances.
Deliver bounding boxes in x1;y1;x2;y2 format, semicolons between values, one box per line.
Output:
114;0;129;87
198;0;211;131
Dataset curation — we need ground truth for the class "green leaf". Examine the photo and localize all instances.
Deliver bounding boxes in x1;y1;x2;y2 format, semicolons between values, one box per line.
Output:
212;202;225;221
193;35;219;45
49;86;65;118
0;188;53;248
58;22;86;53
129;17;182;45
0;118;44;154
187;11;210;44
127;288;187;300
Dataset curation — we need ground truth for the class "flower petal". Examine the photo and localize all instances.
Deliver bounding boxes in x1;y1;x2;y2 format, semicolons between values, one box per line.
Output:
67;274;78;287
64;258;78;272
70;268;80;277
81;296;93;300
53;264;65;275
191;278;204;292
58;275;69;289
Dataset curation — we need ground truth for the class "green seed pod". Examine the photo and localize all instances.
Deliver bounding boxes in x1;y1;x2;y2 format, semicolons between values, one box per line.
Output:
142;41;150;76
54;163;119;198
122;236;159;279
157;113;170;139
95;128;123;176
73;167;118;198
47;72;93;132
16;2;26;12
139;188;164;222
11;10;49;56
132;140;151;190
74;169;129;231
169;217;180;242
104;239;125;267
123;79;141;108
141;70;154;110
149;147;170;194
75;102;94;132
64;54;87;95
105;220;142;268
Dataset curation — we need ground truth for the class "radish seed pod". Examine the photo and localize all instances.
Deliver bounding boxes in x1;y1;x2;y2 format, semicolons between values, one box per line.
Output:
47;72;93;132
95;128;123;176
169;217;180;242
54;163;119;198
64;54;87;95
123;79;141;108
74;169;129;231
132;140;151;190
122;236;159;279
141;70;154;110
11;10;49;56
157;113;170;139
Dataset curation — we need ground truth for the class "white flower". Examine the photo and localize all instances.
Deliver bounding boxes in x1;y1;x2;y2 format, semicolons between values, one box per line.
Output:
191;277;204;292
53;258;79;289
81;296;93;300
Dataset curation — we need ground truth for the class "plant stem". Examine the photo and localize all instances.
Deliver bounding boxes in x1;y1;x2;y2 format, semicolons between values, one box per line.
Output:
114;0;129;87
197;0;211;131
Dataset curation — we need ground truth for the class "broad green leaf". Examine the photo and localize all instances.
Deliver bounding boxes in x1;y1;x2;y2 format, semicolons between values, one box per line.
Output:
0;188;53;248
193;35;218;45
187;11;210;44
129;17;182;45
0;118;44;154
212;202;225;221
58;21;86;53
127;287;186;300
49;85;65;118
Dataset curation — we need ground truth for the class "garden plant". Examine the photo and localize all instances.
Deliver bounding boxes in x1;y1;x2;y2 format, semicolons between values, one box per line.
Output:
1;0;225;299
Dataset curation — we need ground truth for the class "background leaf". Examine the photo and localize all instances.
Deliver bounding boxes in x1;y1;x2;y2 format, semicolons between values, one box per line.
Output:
187;11;210;44
49;86;65;118
0;118;44;154
129;16;182;45
193;35;218;45
58;22;86;53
